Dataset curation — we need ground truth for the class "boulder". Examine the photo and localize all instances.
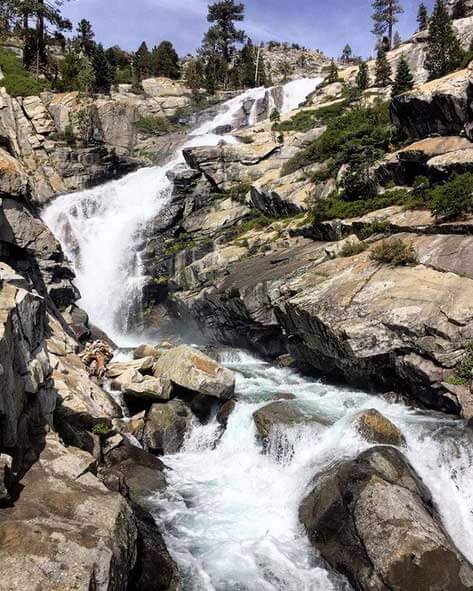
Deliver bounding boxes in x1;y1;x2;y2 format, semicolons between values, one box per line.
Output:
0;436;138;590
153;345;235;400
300;446;473;591
0;454;12;504
107;357;155;379
353;408;405;446
133;344;161;360
142;400;193;455
391;66;473;140
216;399;237;427
122;376;173;406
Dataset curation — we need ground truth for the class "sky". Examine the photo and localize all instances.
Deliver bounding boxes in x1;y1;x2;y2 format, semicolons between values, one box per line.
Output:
62;0;436;59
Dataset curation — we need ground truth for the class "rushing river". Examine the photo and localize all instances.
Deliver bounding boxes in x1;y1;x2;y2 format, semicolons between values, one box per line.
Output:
42;78;473;590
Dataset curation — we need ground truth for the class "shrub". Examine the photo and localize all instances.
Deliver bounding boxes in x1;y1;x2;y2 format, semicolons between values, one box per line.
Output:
430;173;473;220
359;220;390;239
0;48;46;96
136;115;172;135
92;422;111;436
281;100;395;177
370;238;417;266
447;343;473;385
339;240;367;257
228;181;252;204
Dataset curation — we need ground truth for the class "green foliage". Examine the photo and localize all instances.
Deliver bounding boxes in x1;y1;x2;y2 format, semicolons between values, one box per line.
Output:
151;40;180;79
370;238;417;266
0;48;45;96
92;422;111;436
393;31;402;48
281;100;394;176
356;61;370;90
447;343;473;385
426;0;464;80
136;115;172;135
417;2;429;30
371;0;404;48
76;18;95;57
237;210;274;234
374;47;392;87
228;181;252;203
339;240;367;257
326;59;339;84
430;173;473;219
391;57;414;96
134;41;152;81
341;44;353;63
359;220;390;238
92;43;113;93
185;58;206;97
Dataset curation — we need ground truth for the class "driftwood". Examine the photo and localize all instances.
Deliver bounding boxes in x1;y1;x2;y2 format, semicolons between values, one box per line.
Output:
80;341;114;378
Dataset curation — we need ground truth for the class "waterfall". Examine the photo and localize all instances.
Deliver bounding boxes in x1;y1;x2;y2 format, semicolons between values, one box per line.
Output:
42;78;322;345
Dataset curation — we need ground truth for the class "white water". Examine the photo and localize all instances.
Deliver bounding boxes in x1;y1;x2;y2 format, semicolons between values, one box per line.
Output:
153;352;473;590
42;78;322;345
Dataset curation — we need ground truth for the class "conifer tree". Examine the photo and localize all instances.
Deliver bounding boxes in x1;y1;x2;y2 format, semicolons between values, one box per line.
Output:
92;43;113;93
393;31;402;47
425;0;464;79
375;47;392;86
238;38;256;87
151;41;180;79
371;0;404;48
76;18;95;57
327;59;339;83
185;58;205;99
391;56;414;96
356;60;370;90
417;2;429;30
134;41;152;81
341;44;352;63
452;0;468;18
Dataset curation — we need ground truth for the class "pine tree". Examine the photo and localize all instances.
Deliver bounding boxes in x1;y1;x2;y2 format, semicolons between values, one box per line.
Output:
391;56;414;96
185;58;205;99
76;18;95;57
417;2;429;30
134;41;152;81
77;57;96;95
341;44;353;63
201;0;246;88
371;0;404;48
92;43;113;93
356;60;370;90
151;41;180;79
375;47;392;86
327;59;339;83
237;38;256;87
426;0;464;79
393;31;402;47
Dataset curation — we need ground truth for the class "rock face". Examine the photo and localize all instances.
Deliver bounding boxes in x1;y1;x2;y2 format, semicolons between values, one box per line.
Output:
391;66;473;140
300;446;473;591
0;435;138;591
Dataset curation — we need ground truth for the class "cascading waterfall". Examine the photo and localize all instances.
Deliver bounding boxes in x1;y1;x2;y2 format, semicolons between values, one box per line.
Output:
43;78;322;344
40;76;473;590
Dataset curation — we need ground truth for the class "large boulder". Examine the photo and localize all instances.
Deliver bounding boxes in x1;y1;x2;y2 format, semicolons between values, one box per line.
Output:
353;409;405;446
391;66;473;140
0;436;138;590
142;400;193;455
300;446;473;591
153;345;235;400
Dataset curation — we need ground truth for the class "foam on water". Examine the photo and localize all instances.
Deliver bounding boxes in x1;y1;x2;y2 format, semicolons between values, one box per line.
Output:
151;351;473;590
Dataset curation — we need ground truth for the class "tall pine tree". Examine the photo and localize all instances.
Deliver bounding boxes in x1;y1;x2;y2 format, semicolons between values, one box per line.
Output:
391;57;414;96
375;47;392;86
76;18;95;57
151;41;180;79
134;41;152;81
417;3;429;30
92;43;113;93
371;0;404;49
327;59;339;83
341;44;352;63
425;0;464;79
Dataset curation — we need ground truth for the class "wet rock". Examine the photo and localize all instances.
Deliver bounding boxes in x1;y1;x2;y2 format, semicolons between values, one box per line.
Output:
118;411;147;441
300;446;473;591
353;408;406;446
153;345;235;401
272;393;297;401
142;400;193;455
216;399;237;427
122;376;174;406
133;344;161;360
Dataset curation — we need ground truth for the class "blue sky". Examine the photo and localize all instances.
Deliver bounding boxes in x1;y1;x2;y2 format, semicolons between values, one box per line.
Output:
62;0;435;59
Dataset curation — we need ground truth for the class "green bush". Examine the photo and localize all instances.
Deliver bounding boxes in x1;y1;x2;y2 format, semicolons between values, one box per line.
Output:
339;240;367;257
430;173;473;220
228;181;252;204
0;49;46;96
136;115;172;135
447;343;473;385
92;422;111;436
359;220;390;239
370;238;417;266
281;100;395;177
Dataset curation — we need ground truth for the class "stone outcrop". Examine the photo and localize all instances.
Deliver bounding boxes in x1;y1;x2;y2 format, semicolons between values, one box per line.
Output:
391;65;473;140
142;400;193;455
353;409;405;446
300;446;473;591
